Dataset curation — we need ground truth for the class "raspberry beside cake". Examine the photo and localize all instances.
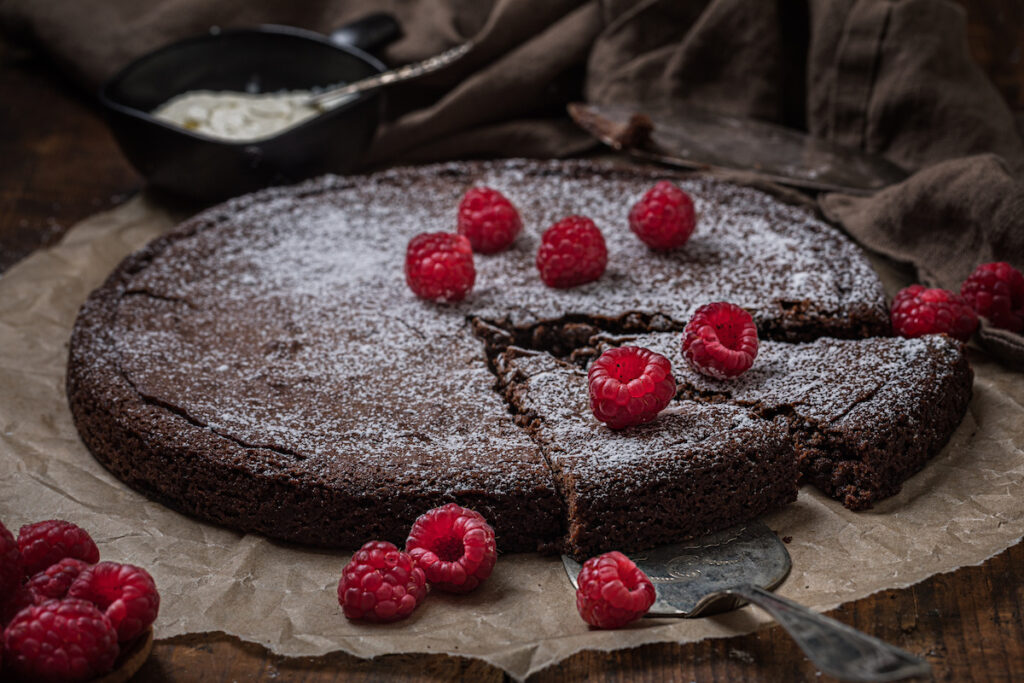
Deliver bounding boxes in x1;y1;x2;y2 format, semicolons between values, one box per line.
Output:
67;159;917;556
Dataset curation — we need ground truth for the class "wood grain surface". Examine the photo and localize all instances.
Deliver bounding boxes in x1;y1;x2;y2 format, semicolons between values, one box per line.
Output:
2;3;1023;677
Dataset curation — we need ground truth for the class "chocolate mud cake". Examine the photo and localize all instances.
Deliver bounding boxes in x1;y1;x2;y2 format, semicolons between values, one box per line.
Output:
591;332;973;510
495;348;798;558
68;159;909;556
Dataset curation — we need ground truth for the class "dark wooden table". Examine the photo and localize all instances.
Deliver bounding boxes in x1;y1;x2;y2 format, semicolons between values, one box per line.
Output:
3;14;1024;680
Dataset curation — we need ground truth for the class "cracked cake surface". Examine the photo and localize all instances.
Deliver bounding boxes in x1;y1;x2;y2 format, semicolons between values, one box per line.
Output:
591;332;973;510
68;159;918;555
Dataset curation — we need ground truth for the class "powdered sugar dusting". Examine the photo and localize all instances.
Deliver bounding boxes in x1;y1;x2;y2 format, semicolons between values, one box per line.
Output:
83;159;888;500
605;331;967;429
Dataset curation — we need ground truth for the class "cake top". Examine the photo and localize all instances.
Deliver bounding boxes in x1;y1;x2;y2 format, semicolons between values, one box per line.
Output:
83;159;888;493
597;331;967;428
497;349;785;489
127;159;887;338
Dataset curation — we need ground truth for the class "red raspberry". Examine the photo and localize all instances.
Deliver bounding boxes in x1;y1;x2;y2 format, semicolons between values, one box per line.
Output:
67;561;159;642
18;520;100;576
1;585;36;626
682;302;759;379
536;215;608;288
961;261;1024;333
406;503;497;594
588;346;676;430
27;558;91;604
1;520;24;604
3;598;119;682
891;284;978;342
457;186;523;254
628;180;696;250
338;541;427;622
575;551;656;629
405;232;476;302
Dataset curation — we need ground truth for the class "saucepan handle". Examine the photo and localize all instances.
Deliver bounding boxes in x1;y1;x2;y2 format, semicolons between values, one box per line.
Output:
723;584;931;682
329;13;402;54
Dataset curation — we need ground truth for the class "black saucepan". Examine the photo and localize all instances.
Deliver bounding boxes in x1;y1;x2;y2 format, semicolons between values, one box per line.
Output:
99;14;400;202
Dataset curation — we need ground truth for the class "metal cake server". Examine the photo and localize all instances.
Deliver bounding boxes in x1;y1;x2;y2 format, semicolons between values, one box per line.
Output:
568;102;908;195
562;522;930;682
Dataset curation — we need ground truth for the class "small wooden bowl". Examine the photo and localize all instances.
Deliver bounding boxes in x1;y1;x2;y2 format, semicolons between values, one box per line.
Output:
94;627;154;683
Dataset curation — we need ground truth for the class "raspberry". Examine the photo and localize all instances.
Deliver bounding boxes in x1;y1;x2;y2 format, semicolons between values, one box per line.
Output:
3;598;119;682
17;520;100;577
1;585;36;626
338;541;427;622
682;302;759;379
406;503;497;594
405;232;476;302
891;284;978;342
27;558;91;604
961;261;1024;333
628;180;696;250
0;520;24;605
67;561;159;642
588;346;676;430
575;551;656;629
536;215;607;288
457;186;523;254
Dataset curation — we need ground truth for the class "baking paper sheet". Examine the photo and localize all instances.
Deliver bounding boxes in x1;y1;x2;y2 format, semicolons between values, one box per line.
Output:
1;194;1022;680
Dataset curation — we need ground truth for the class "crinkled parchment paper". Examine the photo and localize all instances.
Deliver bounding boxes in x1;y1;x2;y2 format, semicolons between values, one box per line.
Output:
1;194;1022;681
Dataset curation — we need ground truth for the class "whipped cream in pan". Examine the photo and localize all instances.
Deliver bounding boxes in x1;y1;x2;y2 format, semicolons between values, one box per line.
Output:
151;89;354;142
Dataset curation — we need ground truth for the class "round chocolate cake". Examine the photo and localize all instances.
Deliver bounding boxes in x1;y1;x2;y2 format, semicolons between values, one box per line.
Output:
66;159;969;557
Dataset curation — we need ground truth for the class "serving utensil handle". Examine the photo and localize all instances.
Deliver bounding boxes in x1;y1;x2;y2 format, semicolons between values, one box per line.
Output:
310;41;473;111
722;584;930;682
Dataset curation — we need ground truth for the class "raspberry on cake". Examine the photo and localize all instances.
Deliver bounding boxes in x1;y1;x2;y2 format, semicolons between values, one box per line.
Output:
535;215;608;288
575;551;656;629
338;541;427;622
891;284;978;341
682;302;759;379
18;520;100;576
588;346;676;430
406;503;497;593
628;180;696;250
405;232;476;302
67;561;160;642
3;598;119;683
457;186;522;254
961;261;1024;333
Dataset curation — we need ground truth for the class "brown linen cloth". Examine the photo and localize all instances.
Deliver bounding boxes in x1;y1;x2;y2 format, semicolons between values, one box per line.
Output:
2;0;1022;363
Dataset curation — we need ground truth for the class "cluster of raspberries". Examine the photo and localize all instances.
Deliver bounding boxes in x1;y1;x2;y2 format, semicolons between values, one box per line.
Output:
0;518;160;682
337;503;497;622
405;180;696;302
590;302;760;430
338;503;658;630
891;262;1024;341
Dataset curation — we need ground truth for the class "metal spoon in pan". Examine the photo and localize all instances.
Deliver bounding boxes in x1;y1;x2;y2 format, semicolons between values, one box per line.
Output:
308;41;474;111
562;522;930;682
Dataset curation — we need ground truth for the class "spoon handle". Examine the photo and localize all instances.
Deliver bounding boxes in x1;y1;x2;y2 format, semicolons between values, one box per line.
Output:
720;584;930;682
311;41;473;110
